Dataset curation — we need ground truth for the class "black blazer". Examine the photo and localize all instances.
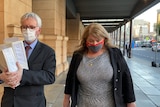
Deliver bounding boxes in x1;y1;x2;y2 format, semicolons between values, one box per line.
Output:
64;47;135;107
1;41;56;107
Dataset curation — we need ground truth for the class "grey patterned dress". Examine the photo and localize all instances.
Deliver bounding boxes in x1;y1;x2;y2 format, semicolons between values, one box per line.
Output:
76;52;115;107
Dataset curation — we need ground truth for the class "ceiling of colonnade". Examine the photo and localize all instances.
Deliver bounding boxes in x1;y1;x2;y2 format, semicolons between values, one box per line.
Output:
66;0;160;33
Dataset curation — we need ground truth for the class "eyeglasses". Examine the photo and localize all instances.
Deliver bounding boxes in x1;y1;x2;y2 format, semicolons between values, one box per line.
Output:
21;25;38;31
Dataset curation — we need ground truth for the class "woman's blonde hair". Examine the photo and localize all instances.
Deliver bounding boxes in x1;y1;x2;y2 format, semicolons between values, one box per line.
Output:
77;23;116;53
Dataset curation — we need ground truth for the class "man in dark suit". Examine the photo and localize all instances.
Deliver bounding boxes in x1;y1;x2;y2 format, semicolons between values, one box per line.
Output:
0;12;56;107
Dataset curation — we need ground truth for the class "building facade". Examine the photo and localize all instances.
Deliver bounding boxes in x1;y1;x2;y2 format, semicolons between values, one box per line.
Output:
0;0;84;75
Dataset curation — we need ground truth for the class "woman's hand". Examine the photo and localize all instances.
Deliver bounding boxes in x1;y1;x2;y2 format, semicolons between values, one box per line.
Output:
63;94;70;107
127;102;136;107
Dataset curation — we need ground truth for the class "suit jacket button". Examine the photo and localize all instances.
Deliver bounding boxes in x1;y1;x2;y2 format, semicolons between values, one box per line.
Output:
116;79;118;82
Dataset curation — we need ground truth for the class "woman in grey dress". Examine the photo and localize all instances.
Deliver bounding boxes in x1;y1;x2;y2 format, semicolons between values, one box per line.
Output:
63;23;136;107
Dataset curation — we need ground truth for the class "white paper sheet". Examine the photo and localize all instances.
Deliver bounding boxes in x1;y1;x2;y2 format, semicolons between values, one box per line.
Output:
12;41;28;70
2;47;18;72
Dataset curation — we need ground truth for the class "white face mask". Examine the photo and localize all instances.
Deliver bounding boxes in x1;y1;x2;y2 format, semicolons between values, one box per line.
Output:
22;28;37;43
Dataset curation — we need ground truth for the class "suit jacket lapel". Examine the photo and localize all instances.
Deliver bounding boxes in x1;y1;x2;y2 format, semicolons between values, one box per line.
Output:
28;41;41;64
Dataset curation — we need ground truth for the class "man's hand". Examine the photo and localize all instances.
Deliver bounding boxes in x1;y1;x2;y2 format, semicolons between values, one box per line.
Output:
0;68;10;83
0;62;23;89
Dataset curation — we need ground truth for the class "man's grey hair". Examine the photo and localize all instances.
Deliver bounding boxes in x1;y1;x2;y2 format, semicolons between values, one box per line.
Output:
20;12;42;27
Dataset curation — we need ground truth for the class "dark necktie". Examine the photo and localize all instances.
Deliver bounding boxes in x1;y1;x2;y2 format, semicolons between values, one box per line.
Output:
25;46;30;58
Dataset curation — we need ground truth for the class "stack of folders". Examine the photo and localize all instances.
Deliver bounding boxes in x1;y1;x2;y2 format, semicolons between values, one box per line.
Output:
0;40;28;87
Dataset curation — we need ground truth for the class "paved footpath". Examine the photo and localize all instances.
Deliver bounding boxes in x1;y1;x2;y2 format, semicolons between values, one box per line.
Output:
126;56;160;107
0;56;160;107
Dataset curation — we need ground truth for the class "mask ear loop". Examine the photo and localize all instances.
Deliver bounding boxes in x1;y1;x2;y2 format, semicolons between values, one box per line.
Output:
104;38;108;46
99;39;105;46
36;27;41;36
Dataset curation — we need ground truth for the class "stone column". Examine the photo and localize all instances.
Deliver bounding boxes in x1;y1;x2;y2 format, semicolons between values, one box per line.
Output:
0;0;32;43
33;0;68;76
0;0;4;43
66;14;84;56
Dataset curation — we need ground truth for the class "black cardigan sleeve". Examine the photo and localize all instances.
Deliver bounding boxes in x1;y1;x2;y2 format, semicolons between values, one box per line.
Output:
64;54;76;94
64;52;82;95
117;49;136;103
